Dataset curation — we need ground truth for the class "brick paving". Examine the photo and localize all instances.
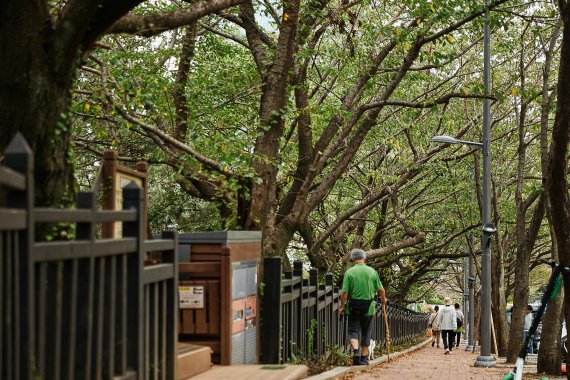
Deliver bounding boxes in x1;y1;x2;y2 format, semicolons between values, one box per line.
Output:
349;342;564;380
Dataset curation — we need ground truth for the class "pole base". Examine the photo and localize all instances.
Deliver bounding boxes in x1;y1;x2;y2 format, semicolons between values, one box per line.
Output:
465;345;474;352
474;355;496;367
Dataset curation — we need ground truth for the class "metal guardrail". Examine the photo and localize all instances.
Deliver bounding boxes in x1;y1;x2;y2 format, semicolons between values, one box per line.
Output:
261;257;429;364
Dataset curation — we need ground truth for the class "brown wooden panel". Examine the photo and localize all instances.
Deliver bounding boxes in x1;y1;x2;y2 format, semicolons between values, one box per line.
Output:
179;280;221;336
195;308;208;334
188;244;223;254
181;309;194;334
190;280;209;335
190;253;222;262
208;281;220;335
226;242;261;262
178;263;220;276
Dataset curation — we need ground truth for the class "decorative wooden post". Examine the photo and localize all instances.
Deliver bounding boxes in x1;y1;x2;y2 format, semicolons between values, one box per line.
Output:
5;133;35;380
102;150;148;239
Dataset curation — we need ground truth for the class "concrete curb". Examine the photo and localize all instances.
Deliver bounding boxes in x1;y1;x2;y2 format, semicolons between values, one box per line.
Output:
305;338;432;380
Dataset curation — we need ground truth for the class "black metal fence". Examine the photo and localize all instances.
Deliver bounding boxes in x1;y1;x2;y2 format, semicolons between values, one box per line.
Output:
261;257;429;364
1;134;178;380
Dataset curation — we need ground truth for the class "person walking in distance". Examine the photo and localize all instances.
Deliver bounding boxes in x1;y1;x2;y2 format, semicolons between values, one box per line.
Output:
524;305;535;354
339;248;387;366
439;297;457;354
428;306;442;348
454;303;464;348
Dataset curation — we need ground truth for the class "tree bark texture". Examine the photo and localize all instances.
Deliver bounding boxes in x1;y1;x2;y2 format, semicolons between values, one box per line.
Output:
546;5;570;375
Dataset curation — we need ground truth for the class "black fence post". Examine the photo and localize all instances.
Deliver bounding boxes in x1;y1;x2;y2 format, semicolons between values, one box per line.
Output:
293;261;303;359
161;230;178;380
309;268;319;358
122;182;144;376
262;257;282;364
5;133;35;380
283;269;293;362
325;273;334;350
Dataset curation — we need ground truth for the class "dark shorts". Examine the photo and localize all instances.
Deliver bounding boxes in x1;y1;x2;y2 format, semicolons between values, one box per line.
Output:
348;314;374;346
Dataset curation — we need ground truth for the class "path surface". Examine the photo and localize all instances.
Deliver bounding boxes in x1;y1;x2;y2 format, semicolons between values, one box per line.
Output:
350;342;564;380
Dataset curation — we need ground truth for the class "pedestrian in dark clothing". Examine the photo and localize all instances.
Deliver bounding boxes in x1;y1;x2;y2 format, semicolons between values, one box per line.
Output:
339;248;387;366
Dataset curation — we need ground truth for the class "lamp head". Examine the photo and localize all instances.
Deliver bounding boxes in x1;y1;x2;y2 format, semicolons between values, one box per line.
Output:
482;223;497;234
431;135;459;145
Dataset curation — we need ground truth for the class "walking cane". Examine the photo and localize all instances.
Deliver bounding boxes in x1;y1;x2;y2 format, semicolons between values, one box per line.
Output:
382;302;391;361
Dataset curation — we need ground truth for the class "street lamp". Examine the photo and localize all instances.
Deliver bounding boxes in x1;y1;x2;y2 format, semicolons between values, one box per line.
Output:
467;263;475;352
430;0;495;366
431;135;483;149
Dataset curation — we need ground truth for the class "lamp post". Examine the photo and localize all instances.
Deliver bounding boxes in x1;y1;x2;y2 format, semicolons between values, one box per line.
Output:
431;133;496;366
431;0;495;364
462;250;469;342
466;248;475;352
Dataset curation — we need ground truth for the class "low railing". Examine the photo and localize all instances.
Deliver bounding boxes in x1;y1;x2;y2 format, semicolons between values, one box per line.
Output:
261;257;429;364
1;134;178;380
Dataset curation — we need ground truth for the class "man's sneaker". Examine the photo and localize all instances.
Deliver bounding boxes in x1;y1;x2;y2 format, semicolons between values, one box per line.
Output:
353;355;361;365
359;356;369;365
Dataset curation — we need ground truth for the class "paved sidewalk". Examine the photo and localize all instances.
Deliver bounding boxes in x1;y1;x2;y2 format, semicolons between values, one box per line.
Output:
350;342;564;380
189;364;309;380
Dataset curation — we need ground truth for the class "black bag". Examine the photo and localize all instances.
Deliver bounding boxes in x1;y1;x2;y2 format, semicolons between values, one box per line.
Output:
348;299;372;316
457;317;463;328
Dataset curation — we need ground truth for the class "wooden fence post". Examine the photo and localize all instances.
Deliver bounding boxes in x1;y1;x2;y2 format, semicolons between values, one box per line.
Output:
262;257;282;364
5;133;35;380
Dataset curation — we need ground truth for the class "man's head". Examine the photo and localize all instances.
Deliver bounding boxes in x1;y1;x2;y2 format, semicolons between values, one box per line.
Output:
526;305;533;314
350;248;366;262
454;303;460;310
434;305;439;311
444;297;452;306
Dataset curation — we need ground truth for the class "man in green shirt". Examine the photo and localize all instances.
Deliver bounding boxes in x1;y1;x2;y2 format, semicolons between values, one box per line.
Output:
339;248;387;365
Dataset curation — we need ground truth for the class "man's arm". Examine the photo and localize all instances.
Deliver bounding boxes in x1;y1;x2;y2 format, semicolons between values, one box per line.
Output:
339;291;348;315
377;288;387;305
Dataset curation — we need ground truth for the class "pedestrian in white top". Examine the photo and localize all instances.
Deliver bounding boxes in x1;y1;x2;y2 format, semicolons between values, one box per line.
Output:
454;303;464;348
438;297;457;354
524;305;534;354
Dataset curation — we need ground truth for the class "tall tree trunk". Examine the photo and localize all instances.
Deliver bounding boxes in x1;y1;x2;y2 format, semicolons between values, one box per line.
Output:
0;2;75;208
537;19;563;375
538;225;564;374
546;4;570;375
506;27;547;361
491;238;508;355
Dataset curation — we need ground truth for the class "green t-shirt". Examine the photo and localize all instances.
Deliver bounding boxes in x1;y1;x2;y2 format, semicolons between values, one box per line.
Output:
342;263;383;315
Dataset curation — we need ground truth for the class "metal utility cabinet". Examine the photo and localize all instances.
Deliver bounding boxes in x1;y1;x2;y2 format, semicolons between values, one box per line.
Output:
178;231;261;365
